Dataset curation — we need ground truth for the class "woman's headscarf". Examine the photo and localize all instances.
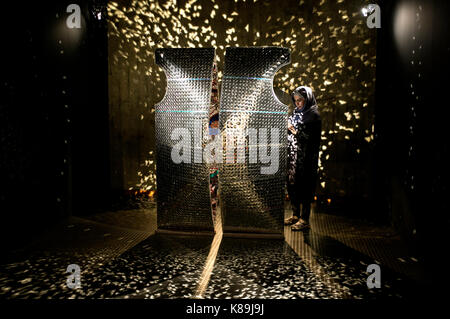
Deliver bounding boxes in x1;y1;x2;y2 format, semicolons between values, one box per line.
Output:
290;86;320;125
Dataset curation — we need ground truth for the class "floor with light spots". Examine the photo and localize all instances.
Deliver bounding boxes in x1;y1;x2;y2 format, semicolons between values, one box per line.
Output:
0;207;426;299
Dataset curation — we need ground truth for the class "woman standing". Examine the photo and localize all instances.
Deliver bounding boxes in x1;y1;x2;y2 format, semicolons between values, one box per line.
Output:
285;86;321;231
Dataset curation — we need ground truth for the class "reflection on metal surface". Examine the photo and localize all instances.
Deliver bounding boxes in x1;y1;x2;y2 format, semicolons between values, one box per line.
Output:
219;47;290;235
154;48;215;232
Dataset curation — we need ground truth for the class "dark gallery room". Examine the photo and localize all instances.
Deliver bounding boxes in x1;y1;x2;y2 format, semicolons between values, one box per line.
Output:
0;0;449;310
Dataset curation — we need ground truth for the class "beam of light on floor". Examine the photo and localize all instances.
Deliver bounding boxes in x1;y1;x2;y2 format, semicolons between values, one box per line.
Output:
195;204;352;298
194;207;223;298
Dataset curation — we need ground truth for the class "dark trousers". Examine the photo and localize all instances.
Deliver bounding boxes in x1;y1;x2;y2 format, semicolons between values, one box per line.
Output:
287;183;311;222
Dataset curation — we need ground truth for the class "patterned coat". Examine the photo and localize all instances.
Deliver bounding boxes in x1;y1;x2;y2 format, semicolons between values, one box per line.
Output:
287;86;322;202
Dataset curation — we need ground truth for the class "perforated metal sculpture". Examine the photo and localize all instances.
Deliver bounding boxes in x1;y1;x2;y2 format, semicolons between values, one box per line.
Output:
154;47;290;236
219;47;290;236
154;48;215;232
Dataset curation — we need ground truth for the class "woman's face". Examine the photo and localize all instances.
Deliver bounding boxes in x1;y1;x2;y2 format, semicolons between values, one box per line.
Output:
294;94;306;109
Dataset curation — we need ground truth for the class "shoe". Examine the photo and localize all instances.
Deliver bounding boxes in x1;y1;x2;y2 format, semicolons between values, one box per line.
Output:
291;219;310;231
284;216;299;225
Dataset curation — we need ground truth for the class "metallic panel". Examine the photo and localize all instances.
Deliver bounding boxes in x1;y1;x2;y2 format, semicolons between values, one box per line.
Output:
154;48;214;232
218;47;291;235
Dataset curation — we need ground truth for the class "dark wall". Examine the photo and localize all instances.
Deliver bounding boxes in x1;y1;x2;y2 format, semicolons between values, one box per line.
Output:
0;1;109;249
375;0;450;286
70;1;110;217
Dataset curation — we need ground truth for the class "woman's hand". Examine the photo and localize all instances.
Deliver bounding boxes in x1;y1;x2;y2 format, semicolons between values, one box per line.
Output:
288;124;297;135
